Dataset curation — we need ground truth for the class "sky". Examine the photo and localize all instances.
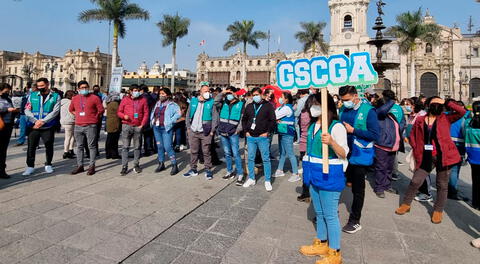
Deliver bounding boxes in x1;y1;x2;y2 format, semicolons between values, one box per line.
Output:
1;0;479;72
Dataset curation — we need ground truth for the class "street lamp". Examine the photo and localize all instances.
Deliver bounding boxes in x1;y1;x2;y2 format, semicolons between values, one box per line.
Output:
45;60;58;88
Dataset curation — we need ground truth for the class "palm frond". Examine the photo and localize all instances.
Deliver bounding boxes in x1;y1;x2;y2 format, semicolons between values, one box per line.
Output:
223;20;266;53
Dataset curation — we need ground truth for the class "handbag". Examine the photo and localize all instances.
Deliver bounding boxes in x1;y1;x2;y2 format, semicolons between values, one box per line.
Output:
405;149;415;172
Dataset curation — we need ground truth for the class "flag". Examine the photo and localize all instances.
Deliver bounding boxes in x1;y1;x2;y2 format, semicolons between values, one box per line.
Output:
200;40;206;46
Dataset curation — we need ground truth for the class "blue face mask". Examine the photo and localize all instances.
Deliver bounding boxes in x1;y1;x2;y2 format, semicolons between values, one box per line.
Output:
79;89;89;96
279;98;285;105
253;95;262;104
226;94;235;101
132;91;140;98
405;106;412;112
343;100;354;109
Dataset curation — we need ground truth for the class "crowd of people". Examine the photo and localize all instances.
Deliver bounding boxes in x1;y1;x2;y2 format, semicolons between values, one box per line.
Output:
0;78;479;263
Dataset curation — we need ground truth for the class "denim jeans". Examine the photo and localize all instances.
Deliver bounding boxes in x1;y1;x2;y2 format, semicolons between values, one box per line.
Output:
220;134;243;176
310;185;342;250
448;161;462;193
247;136;271;182
153;126;176;164
16;115;27;144
277;134;298;174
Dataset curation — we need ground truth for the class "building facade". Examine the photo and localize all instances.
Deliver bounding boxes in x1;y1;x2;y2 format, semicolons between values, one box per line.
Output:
0;48;111;92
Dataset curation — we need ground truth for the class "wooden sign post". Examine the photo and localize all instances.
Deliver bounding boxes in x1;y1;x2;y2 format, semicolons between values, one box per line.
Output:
321;87;329;174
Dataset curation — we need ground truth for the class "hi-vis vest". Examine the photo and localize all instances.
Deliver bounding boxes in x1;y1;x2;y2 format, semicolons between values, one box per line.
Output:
277;104;295;135
306;120;339;159
189;97;213;122
219;101;244;126
340;102;375;166
29;91;60;127
465;118;480;165
389;103;404;124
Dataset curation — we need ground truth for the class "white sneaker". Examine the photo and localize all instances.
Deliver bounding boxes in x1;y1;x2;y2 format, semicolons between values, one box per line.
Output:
243;178;256;188
273;170;285;178
288;174;301;183
44;166;54;174
180;145;187;151
22;167;35;176
298;168;303;174
265;181;273;192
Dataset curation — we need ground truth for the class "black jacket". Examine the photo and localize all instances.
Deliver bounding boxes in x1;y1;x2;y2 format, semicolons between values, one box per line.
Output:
242;100;276;137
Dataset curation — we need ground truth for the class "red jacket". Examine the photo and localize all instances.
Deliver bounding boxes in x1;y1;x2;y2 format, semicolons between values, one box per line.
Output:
117;96;149;127
69;94;104;126
409;101;467;169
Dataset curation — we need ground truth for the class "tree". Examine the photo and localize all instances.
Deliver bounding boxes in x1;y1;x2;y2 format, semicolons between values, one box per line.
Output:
386;8;441;97
223;20;267;89
294;21;329;56
79;0;150;71
157;14;190;92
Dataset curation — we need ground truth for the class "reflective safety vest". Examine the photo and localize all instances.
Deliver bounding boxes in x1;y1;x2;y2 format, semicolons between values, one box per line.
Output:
277;104;295;135
189;97;213;122
306;120;339;159
219;100;244;126
465;118;480;165
28;91;60;128
389;104;404;124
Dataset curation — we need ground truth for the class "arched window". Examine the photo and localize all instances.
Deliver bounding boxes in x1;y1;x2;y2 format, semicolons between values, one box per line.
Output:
344;15;353;28
236;71;241;80
426;43;433;53
200;74;205;81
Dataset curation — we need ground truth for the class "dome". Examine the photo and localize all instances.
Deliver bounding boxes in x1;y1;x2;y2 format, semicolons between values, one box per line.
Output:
138;61;149;75
150;61;161;75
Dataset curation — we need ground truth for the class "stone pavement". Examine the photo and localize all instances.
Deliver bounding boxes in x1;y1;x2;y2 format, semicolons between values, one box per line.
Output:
0;132;479;264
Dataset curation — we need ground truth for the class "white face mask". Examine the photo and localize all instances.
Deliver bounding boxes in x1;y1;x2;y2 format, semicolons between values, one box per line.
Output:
202;92;210;100
310;105;322;117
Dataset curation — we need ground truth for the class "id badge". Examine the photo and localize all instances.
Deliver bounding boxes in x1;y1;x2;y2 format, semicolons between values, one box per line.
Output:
424;144;434;151
134;113;139;119
155;120;160;126
79;112;86;117
250;123;256;130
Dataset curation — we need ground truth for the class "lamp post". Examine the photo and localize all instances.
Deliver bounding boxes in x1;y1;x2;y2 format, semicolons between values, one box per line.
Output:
45;60;58;88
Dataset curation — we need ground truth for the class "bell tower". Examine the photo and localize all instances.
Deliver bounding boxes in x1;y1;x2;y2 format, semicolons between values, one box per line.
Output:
328;0;371;55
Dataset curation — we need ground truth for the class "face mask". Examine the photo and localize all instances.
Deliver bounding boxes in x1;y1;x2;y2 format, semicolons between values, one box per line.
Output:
29;88;33;93
226;94;235;101
279;98;285;105
79;89;89;96
203;92;210;100
253;95;262;104
1;93;9;99
159;95;167;102
343;100;354;109
38;88;46;93
132;91;140;98
309;89;314;95
405;106;412;112
310;105;322;117
429;103;443;116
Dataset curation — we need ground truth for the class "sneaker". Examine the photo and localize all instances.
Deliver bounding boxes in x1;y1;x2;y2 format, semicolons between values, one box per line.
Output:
265;181;273;192
22;167;35;176
385;188;398;194
414;193;433;202
133;166;142;174
235;179;245;186
297;193;311;203
120;167;128;176
273;170;285;178
44;166;54;174
205;170;213;180
183;169;198;178
298;168;303;174
391;174;399;181
375;192;385;199
342;222;362;234
242;178;256;188
288;174;301;183
0;172;11;179
180;145;187;151
222;171;235;180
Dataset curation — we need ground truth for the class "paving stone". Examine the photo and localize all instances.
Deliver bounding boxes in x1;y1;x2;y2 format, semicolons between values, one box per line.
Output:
209;219;247;238
69;252;117;264
153;226;203;249
361;229;403;251
173;251;222;264
121;214;171;240
20;199;66;214
43;203;88;220
91;213;141;233
268;247;312;264
222;239;273;264
0;237;52;263
0;229;25;247
401;233;450;255
188;233;237;257
6;215;60;235
60;227;117;251
31;220;84;243
0;209;37;228
236;195;268;210
67;208;112;226
88;233;145;261
222;206;258;223
278;228;314;251
97;187;133;198
363;248;409;264
194;200;231;218
0;190;25;203
239;224;284;247
18;245;84;264
393;217;439;239
176;213;218;231
123;242;184;264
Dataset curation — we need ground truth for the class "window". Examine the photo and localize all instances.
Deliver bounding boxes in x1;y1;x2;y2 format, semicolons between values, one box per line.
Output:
249;60;253;66
219;61;222;67
201;74;205;81
100;76;104;87
236;71;241;80
426;43;433;53
210;61;214;67
344;49;350;57
266;60;270;66
201;61;205;66
257;60;261;66
344;15;353;28
14;67;17;74
382;50;387;59
60;65;63;72
226;61;230;66
473;47;479;58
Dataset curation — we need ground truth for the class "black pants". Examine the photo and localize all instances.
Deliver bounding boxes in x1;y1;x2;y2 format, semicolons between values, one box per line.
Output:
105;131;120;158
95;120;102;153
472;164;480;208
300;151;310;196
346;164;367;224
142;128;155;154
26;127;55;167
0;124;13;174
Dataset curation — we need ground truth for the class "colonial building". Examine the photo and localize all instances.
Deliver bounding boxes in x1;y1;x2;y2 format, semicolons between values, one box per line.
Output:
0;48;111;92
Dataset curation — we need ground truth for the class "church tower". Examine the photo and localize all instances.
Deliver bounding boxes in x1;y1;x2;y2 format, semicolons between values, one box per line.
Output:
328;0;371;55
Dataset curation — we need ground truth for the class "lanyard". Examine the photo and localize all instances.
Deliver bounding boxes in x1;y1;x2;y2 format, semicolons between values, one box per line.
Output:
80;96;86;112
253;104;263;123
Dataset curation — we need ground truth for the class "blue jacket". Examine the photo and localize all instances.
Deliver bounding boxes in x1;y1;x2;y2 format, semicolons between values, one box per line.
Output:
375;100;404;149
450;111;469;156
340;104;380;150
150;100;181;132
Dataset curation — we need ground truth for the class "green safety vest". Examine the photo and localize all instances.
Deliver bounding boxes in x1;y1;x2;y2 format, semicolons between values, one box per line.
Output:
306;120;340;159
340;102;372;131
219;101;244;125
189;97;213;122
29;91;60;124
389;104;404;124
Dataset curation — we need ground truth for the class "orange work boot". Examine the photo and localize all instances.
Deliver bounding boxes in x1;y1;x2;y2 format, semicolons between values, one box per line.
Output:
316;248;342;264
299;238;329;256
431;211;443;224
395;204;411;215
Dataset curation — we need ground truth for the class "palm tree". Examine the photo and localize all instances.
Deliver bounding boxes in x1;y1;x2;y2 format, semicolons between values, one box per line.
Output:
157;14;190;92
386;8;441;97
223;20;267;89
79;0;150;70
295;21;329;56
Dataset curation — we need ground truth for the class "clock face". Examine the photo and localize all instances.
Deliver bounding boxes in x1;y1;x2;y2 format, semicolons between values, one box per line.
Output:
345;33;352;39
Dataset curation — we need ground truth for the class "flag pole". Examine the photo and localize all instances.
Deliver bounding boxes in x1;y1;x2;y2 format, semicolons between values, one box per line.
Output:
321;87;329;174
